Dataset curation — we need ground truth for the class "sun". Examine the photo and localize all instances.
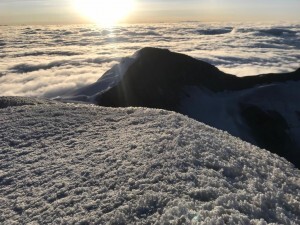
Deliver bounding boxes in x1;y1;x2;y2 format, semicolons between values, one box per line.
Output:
73;0;135;27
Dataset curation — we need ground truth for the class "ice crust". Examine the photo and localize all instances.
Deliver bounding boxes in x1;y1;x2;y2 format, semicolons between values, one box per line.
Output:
0;101;299;224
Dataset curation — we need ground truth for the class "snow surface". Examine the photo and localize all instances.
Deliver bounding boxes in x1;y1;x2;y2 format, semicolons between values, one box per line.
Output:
63;55;138;102
180;81;300;150
0;100;299;224
0;96;56;109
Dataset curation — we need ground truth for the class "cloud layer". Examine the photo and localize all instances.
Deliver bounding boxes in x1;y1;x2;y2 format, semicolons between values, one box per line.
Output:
0;22;299;97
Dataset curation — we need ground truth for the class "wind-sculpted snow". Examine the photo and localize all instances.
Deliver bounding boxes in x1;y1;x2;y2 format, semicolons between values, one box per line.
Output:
0;22;299;97
0;100;299;224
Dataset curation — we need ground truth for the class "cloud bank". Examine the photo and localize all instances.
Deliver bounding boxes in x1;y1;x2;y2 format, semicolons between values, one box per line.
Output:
0;22;299;98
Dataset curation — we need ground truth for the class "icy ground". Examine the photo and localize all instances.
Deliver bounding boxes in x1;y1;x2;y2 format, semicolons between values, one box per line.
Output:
0;99;299;224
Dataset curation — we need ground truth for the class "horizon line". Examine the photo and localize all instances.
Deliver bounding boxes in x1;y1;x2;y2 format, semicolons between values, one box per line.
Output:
1;19;300;27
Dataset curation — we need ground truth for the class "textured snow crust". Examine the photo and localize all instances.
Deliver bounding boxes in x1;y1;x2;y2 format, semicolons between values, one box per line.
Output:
0;102;299;224
0;96;56;109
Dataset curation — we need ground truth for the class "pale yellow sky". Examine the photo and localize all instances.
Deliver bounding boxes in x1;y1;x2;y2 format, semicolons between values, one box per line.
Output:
0;0;299;25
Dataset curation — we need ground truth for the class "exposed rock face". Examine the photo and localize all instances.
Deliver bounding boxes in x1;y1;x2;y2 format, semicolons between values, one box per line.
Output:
67;48;300;168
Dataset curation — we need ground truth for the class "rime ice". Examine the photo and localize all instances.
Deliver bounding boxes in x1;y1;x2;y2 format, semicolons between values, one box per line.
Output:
0;98;299;224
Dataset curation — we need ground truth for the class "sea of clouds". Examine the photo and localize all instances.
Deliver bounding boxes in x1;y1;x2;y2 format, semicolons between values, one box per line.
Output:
0;22;299;98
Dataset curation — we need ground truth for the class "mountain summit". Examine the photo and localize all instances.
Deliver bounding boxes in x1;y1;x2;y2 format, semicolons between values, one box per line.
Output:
65;47;300;168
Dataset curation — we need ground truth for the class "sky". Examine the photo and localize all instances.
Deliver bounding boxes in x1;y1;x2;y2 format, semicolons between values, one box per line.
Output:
0;0;300;25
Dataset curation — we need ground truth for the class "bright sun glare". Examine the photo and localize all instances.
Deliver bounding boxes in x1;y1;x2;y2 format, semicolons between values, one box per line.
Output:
73;0;135;27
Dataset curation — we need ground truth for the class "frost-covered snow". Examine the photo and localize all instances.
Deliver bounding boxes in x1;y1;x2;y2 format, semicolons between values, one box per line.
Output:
0;96;56;109
0;99;299;224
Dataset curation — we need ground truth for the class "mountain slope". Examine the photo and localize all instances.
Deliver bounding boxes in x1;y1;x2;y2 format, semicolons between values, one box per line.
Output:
64;48;300;168
0;100;299;224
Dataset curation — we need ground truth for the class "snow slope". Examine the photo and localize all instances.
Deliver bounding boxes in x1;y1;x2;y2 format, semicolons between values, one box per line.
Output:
0;98;299;224
64;56;138;102
180;81;300;164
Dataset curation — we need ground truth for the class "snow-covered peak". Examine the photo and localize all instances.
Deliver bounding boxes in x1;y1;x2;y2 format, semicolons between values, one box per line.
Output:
59;48;300;167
